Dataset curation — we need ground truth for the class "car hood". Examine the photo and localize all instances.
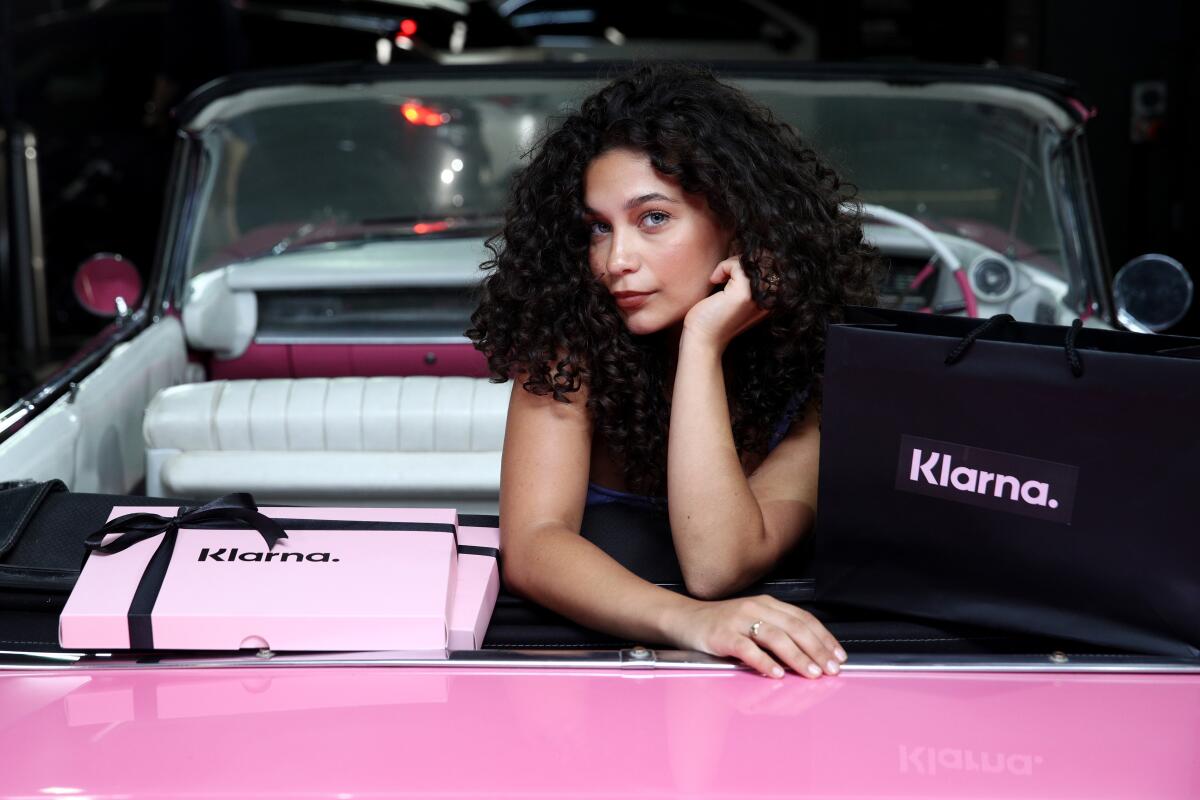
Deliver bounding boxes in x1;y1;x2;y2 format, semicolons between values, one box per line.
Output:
3;662;1197;798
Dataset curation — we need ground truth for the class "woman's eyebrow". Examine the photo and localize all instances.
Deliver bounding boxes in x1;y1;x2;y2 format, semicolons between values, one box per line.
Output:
624;192;679;210
583;192;680;216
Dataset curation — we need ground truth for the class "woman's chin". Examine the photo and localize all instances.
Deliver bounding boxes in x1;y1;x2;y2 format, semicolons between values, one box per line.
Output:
622;310;683;338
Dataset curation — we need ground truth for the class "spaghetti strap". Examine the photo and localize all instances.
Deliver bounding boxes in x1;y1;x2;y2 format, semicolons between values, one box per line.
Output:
766;385;811;452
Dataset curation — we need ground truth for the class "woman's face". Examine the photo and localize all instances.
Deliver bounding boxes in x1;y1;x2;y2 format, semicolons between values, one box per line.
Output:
584;148;734;336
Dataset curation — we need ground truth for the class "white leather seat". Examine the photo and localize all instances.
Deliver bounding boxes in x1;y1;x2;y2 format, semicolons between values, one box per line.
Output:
144;377;509;512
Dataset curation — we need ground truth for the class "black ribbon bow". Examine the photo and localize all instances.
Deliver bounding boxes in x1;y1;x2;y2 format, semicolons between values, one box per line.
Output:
83;493;288;557
82;493;287;650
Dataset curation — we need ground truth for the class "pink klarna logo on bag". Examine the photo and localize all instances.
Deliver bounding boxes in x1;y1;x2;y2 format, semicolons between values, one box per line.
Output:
895;435;1079;524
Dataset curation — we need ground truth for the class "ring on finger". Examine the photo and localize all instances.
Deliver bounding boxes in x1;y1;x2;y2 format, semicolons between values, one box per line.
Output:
748;620;764;638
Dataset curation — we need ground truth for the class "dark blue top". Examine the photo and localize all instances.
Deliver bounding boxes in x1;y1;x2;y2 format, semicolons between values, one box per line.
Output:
585;387;810;508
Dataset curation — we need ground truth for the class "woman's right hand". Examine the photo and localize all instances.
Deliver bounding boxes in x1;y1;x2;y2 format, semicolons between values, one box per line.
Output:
666;595;847;679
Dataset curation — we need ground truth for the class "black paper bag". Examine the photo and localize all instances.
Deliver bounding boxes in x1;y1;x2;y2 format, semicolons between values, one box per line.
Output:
814;306;1200;656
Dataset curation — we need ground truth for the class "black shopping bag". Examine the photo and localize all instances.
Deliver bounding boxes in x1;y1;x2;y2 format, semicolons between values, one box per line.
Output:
814;306;1200;657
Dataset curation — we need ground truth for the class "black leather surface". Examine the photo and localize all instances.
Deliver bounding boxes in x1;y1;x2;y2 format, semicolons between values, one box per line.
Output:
0;483;1145;658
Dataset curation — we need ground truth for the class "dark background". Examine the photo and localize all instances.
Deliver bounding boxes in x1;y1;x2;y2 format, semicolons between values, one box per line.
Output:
1;0;1195;407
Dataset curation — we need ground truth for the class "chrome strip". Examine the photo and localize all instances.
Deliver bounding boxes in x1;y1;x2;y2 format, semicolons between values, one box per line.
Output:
0;311;149;444
2;648;1197;674
21;130;49;351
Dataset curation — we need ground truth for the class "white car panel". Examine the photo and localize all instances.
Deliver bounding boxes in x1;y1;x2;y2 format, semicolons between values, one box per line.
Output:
0;317;189;492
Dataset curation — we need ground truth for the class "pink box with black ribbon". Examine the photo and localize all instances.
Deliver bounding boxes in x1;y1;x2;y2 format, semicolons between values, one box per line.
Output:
452;516;501;650
59;495;468;653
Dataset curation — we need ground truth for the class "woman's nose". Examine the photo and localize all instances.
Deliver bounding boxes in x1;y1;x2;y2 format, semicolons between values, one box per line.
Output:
606;230;639;276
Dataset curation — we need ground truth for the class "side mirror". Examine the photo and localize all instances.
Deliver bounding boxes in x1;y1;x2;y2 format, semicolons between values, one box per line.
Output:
1113;254;1194;333
73;254;143;318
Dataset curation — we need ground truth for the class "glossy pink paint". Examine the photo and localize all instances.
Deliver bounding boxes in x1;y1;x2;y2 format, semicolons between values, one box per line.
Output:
207;343;489;380
3;666;1198;798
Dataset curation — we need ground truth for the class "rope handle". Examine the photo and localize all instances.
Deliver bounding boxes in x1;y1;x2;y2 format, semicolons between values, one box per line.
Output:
945;314;1084;378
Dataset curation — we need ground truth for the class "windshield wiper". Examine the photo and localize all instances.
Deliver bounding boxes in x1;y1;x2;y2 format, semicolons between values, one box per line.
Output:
236;220;327;264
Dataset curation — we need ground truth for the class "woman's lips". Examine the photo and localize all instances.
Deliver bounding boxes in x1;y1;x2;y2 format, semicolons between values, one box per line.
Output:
613;291;654;310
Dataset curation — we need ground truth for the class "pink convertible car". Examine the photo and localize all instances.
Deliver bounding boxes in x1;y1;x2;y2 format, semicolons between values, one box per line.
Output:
1;60;1196;798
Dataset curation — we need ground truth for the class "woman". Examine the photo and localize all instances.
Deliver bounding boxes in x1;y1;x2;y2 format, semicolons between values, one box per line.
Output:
468;63;880;678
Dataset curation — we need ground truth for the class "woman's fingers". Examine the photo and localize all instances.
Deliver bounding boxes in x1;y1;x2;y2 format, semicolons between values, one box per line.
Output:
767;597;848;663
710;257;736;284
752;621;826;679
730;636;785;679
774;615;841;675
695;598;845;679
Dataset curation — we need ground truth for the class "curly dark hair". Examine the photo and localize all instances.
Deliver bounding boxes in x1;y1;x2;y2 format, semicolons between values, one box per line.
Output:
467;62;881;495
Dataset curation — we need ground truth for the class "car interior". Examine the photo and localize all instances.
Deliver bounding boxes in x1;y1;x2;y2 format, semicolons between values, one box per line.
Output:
0;71;1185;671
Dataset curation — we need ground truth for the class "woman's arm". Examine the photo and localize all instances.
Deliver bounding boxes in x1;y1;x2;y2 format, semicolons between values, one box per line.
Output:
500;377;696;642
502;373;842;678
668;257;818;598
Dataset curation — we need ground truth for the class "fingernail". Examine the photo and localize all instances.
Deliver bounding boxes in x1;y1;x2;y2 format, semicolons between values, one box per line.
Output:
771;666;784;678
806;664;821;678
826;660;840;675
835;648;848;662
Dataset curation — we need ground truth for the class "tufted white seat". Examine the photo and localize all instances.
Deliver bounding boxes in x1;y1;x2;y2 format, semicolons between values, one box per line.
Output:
144;377;510;512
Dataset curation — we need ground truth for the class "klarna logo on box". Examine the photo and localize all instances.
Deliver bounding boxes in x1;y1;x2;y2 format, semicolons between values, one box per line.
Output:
895;435;1078;523
198;548;340;563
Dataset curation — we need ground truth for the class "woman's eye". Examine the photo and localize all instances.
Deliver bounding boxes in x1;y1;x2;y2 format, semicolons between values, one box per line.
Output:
588;221;610;236
643;211;670;227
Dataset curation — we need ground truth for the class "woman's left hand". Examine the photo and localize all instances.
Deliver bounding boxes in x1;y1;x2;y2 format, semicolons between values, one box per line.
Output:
682;256;769;351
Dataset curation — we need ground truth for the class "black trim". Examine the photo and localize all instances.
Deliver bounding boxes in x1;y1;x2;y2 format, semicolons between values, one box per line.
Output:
268;519;457;534
458;545;499;559
458;514;499;528
175;60;1090;129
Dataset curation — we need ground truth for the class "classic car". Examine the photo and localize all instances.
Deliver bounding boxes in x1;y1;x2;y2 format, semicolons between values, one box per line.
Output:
0;60;1197;798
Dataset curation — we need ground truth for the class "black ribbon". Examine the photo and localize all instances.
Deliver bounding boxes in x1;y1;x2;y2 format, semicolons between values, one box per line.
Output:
84;493;289;557
83;494;289;650
81;494;486;650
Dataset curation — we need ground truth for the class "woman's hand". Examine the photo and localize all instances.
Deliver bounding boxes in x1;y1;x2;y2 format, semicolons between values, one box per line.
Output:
665;594;848;678
682;256;770;351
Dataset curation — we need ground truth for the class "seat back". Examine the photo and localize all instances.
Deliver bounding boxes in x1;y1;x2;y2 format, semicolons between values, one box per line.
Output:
144;376;509;511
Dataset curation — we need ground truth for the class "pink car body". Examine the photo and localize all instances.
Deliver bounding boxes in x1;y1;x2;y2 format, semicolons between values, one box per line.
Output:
4;655;1200;798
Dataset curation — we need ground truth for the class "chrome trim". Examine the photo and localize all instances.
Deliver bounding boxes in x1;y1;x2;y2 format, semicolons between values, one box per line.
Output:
838;653;1200;673
0;310;149;444
1;648;1196;674
1070;131;1115;322
21;130;49;351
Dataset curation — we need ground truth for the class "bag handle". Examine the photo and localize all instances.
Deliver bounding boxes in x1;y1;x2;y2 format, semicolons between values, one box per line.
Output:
945;314;1085;378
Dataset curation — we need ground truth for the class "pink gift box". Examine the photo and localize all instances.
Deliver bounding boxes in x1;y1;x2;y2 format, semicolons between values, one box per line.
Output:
60;503;460;653
453;520;501;650
255;508;500;651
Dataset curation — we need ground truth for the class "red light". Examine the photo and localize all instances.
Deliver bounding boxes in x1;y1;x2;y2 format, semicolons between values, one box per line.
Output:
399;18;418;36
400;101;445;127
413;221;450;235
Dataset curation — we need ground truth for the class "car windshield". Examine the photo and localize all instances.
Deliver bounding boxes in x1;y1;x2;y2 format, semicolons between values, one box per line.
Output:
184;76;1080;287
